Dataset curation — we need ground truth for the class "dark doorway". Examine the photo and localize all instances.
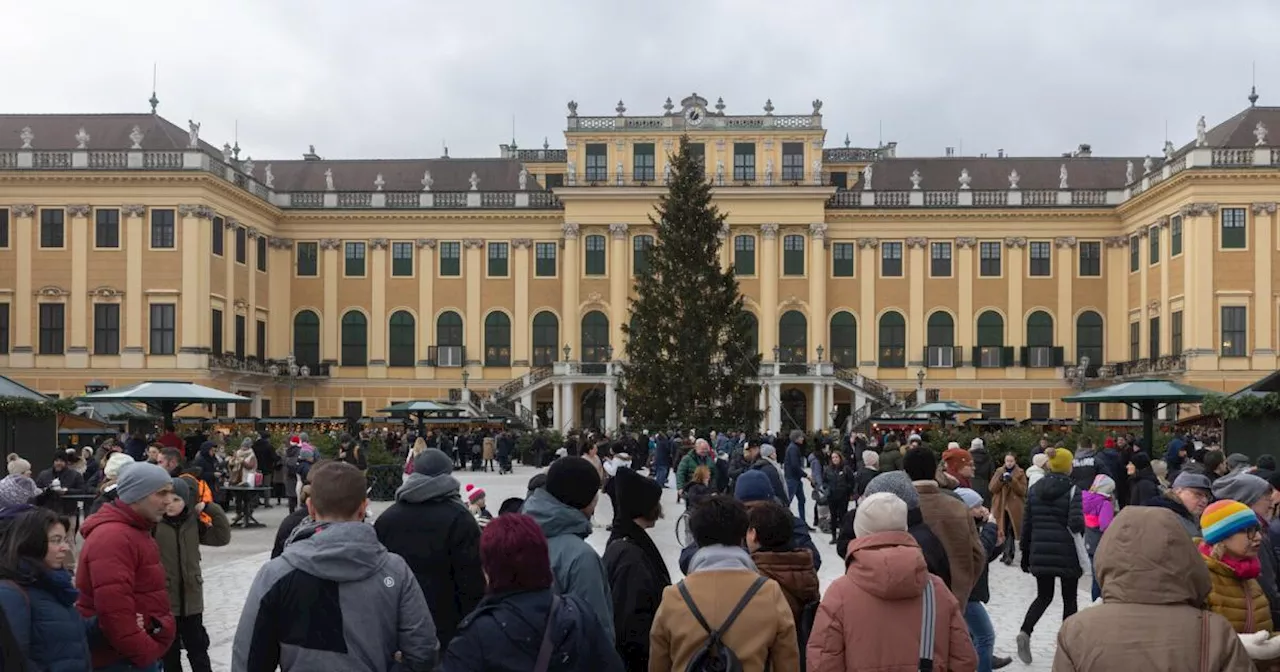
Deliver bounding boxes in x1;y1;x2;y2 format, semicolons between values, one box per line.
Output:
780;388;807;432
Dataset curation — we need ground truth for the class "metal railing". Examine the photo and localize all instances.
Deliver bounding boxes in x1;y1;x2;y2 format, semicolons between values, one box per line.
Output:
1110;353;1186;378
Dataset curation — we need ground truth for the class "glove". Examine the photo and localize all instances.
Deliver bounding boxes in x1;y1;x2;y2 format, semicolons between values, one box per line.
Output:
1239;631;1280;660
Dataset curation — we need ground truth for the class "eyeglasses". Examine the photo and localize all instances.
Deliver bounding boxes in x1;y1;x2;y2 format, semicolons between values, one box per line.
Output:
1246;528;1262;540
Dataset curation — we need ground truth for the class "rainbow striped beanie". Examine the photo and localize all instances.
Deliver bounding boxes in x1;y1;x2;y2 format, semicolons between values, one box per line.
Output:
1200;499;1258;545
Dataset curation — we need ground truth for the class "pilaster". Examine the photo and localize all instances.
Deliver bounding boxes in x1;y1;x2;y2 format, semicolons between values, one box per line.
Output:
121;204;146;368
857;237;878;369
1138;227;1150;358
368;237;389;376
267;237;293;359
247;228;260;360
67;204;91;367
8;205;34;367
463;239;483;366
760;224;779;355
1104;236;1129;365
223;217;237;356
1055;237;1076;357
1183;203;1219;369
320;238;340;362
561;224;581;357
512;239;532;368
956;237;975;378
1253;203;1276;368
808;223;828;354
609;223;628;349
906;236;927;366
178;205;212;368
416;239;436;371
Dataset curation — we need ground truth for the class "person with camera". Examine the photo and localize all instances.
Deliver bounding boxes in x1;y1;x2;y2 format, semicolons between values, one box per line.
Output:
989;452;1027;565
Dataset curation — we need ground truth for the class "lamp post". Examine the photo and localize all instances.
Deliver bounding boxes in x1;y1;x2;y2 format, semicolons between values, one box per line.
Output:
563;343;571;362
268;353;309;423
829;404;839;428
1075;355;1090;429
816;344;824;362
915;368;926;402
772;345;781;363
461;369;470;389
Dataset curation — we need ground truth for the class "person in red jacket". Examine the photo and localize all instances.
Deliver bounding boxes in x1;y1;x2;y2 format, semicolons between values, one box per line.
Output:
76;461;177;671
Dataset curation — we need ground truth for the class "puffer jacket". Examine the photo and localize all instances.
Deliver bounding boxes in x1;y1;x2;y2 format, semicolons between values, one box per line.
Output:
442;589;623;672
751;548;820;626
1203;549;1275;636
879;442;904;472
76;499;177;669
1020;472;1085;578
1053;507;1254;671
0;565;97;672
807;532;977;671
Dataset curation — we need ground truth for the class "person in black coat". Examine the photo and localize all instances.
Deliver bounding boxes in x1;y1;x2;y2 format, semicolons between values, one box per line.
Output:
835;470;951;587
823;451;855;542
1126;452;1161;508
602;468;670;671
374;448;485;653
1016;448;1085;664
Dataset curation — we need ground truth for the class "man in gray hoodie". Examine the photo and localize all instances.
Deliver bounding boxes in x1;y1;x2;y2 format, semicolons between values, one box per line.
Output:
233;461;439;672
521;456;614;642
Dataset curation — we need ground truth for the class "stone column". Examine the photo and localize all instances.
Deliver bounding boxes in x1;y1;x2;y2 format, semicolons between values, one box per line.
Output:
1253;203;1276;369
1055;237;1076;358
561;224;581;357
512;239;532;368
609;223;628;349
416;239;436;370
810;381;825;431
808;223;828;353
122;204;147;368
906;237;927;366
463;239;484;367
561;381;577;430
320;238;340;363
8;205;35;367
857;238;879;369
552;381;563;430
767;381;782;434
66;204;91;367
267;237;293;360
760;224;780;355
605;374;618;432
955;237;976;378
757;385;768;434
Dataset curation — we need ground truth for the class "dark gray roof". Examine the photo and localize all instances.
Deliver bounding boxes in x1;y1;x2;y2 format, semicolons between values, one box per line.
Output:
0;113;221;153
0;375;47;401
267;158;537;192
1187;106;1280;150
854;156;1140;192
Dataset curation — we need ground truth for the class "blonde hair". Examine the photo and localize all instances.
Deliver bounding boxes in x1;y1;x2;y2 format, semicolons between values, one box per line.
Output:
692;465;711;484
412;437;428;457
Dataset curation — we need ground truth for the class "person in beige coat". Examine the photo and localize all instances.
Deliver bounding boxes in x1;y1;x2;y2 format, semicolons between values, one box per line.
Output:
1053;506;1256;671
989;452;1027;565
904;447;987;606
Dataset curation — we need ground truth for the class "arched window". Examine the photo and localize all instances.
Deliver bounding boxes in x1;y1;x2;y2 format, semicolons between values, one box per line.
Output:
976;311;1006;368
435;311;463;367
1076;311;1104;372
340;311;367;367
388;311;415;367
581;311;609;362
878;312;906;367
584;235;606;275
743;313;759;356
1027;311;1054;347
633;235;654;275
532;312;559;366
484;312;512;366
293;311;320;369
926;311;955;367
778;310;807;363
829;312;856;367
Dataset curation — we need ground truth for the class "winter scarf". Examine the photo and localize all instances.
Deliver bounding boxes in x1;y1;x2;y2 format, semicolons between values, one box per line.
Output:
687;544;757;574
1201;542;1263;580
395;470;462;505
608;518;671;586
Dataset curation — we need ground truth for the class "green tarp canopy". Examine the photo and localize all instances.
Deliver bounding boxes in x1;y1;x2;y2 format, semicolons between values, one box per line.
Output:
1063;379;1216;452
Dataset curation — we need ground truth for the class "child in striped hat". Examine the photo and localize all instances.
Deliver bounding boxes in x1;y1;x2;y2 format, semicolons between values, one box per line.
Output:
1200;499;1277;646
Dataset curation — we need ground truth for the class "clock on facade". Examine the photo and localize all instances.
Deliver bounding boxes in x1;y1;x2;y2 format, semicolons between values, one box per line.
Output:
684;106;704;126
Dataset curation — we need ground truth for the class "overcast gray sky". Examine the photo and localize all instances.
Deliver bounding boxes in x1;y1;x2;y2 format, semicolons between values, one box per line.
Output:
5;1;1275;161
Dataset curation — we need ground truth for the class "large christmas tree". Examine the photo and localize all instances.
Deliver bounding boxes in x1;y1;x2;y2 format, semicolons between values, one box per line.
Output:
620;137;762;432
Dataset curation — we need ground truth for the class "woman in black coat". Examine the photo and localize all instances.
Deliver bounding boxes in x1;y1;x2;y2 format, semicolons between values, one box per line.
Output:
1126;453;1161;508
602;468;670;671
823;451;855;542
1016;454;1084;664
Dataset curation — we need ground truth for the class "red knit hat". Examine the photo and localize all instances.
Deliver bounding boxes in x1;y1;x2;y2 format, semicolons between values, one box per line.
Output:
942;448;973;471
465;483;486;504
480;513;552;594
1104;437;1116;449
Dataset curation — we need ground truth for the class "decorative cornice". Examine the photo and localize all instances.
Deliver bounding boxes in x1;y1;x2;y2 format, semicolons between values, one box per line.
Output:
1003;236;1027;249
760;223;779;240
246;227;260;240
35;285;70;297
1138;228;1149;239
1179;202;1220;217
121;204;146;217
267;236;293;250
562;222;580;240
511;238;533;249
780;295;804;309
233;298;249;313
319;238;341;250
954;236;977;249
88;285;124;299
1154;216;1170;229
808;222;828;241
608;222;629;239
1252;202;1278;215
10;204;35;217
66;204;91;218
462;239;484;249
1053;236;1077;248
369;238;390;251
416;238;438;250
1103;235;1128;248
226;218;242;229
904;236;928;249
1147;300;1161;315
856;237;880;249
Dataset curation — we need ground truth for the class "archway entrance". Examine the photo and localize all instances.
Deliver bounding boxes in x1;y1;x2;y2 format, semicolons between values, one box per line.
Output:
580;388;606;431
780;388;807;432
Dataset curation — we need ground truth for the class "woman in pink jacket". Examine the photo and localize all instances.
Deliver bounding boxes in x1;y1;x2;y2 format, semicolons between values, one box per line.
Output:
1082;474;1117;601
807;492;977;671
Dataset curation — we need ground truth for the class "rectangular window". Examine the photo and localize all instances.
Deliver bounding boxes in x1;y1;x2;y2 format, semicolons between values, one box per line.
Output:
1149;227;1160;265
296;242;318;276
1222;306;1247;356
391;242;414;276
930;242;952;277
1078;241;1101;276
632;236;653;275
211;309;223;355
734;236;756;275
149;304;175;355
1149;316;1160;360
979;242;1001;277
95;209;120;248
342;400;364;420
295;400;315;419
829;171;848;189
881;242;903;277
38;304;64;355
1221;208;1247;249
1172;310;1183;354
0;303;7;354
832;242;855;277
1030;403;1051;420
234;226;247;263
585;143;608;182
260;398;271;419
781;142;804;181
1129;321;1140;361
686;143;705;170
535;242;557;277
1129;235;1139;271
980;403;1001;419
783;235;805;276
256;236;267;271
0;210;8;248
585;235;606;275
256;319;266;361
212;216;224;256
488;242;509;277
633;143;655;182
93;303;120;355
344;241;366;276
1171;215;1183;256
732;142;756;181
234;314;246;359
1083;402;1101;421
40;209;64;248
1029;241;1051;276
150;209;175;248
440;242;461;276
544;173;564;189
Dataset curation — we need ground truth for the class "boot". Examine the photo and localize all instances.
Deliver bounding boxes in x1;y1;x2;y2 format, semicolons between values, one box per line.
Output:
993;655;1013;669
1016;631;1032;664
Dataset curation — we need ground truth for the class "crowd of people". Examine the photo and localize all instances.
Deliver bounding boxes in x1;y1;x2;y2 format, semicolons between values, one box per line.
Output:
0;419;1276;671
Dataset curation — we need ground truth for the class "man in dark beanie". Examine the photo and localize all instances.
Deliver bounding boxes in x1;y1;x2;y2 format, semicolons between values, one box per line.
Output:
445;514;623;670
522;456;615;642
603;467;670;670
904;445;986;606
374;448;484;653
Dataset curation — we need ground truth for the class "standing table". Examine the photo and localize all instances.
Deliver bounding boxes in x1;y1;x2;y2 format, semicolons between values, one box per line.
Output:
223;485;272;529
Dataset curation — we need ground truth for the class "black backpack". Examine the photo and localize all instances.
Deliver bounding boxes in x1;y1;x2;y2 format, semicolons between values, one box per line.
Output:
677;575;767;672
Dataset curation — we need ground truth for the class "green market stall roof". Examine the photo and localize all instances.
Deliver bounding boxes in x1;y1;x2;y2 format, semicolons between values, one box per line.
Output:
79;381;249;425
903;401;985;415
1061;379;1217;404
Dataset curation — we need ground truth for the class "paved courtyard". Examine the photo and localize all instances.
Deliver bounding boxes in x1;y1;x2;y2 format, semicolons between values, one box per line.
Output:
189;465;1086;671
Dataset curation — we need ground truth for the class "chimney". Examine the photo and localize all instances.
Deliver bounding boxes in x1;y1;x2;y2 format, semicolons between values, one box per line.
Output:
1075;143;1092;158
997;149;1005;158
499;143;511;159
882;141;898;158
945;147;955;157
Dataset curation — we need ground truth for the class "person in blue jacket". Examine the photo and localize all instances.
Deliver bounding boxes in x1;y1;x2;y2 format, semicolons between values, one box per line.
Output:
444;513;622;672
784;430;811;526
0;505;98;671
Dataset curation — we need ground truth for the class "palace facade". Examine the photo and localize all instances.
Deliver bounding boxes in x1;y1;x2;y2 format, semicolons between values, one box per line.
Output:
1;94;1277;432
